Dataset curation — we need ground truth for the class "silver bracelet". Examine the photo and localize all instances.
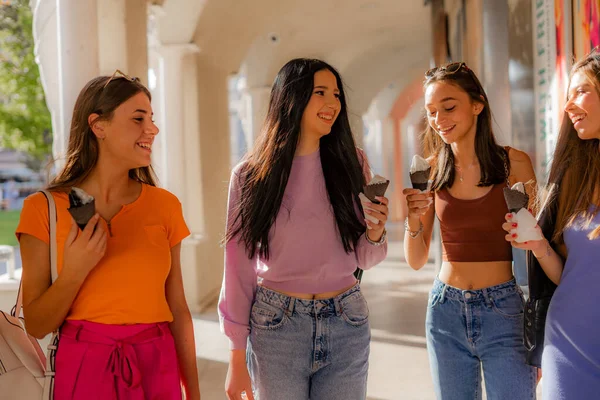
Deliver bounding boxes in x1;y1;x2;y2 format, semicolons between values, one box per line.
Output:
404;218;423;239
366;228;387;246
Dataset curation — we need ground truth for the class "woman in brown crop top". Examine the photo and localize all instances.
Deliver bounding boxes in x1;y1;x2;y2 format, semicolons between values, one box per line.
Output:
402;63;539;399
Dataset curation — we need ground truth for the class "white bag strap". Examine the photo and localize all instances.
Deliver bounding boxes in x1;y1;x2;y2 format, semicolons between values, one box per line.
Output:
14;190;58;317
40;190;59;399
41;190;59;282
11;190;59;399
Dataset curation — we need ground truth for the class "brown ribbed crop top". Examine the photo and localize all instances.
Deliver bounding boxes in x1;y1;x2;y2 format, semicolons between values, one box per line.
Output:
435;184;512;262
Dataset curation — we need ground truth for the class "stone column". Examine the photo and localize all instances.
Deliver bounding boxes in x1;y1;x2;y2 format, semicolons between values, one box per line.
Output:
34;0;100;169
151;43;205;312
194;55;232;311
31;0;60;172
96;0;148;83
349;113;365;148
462;0;513;145
243;86;271;148
481;0;512;145
125;0;149;85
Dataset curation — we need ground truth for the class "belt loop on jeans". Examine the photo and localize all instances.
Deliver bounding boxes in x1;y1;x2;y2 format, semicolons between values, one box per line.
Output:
482;287;492;307
286;297;295;316
333;297;342;316
439;283;448;304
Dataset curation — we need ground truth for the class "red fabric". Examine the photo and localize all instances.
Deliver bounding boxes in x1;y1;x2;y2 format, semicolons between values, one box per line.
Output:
54;320;182;400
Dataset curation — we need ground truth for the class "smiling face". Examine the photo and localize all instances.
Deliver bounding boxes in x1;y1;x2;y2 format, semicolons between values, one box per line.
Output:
424;81;484;145
91;91;159;169
564;70;600;141
300;69;341;141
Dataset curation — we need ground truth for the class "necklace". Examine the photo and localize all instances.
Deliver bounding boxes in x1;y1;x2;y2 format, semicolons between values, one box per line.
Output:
454;161;477;183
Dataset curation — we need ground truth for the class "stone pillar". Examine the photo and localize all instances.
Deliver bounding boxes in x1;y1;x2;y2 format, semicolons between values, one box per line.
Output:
459;0;512;145
349;113;365;148
32;0;60;172
56;0;100;163
125;0;149;85
97;0;128;76
151;43;205;312
96;0;148;84
243;86;271;148
430;0;449;66
481;0;512;145
194;55;232;311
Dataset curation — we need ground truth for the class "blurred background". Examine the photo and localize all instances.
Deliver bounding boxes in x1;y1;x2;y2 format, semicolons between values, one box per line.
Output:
0;0;597;398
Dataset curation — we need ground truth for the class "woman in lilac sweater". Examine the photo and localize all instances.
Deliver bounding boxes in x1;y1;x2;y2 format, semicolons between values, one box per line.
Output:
219;58;389;400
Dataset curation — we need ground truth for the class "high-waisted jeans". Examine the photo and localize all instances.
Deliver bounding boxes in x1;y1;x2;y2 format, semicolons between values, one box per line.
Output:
248;284;370;400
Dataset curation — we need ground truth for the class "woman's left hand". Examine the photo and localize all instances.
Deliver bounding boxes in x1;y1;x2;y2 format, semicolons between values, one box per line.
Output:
362;195;389;241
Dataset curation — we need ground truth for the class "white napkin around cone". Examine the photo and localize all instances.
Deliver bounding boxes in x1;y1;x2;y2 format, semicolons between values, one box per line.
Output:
511;208;543;242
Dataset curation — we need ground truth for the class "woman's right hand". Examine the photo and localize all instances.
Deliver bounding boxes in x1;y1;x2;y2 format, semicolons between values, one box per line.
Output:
62;214;107;281
502;213;547;254
225;350;254;400
402;188;433;218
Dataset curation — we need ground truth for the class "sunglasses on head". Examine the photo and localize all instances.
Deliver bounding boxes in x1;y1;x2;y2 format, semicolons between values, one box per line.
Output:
425;62;469;79
103;69;139;90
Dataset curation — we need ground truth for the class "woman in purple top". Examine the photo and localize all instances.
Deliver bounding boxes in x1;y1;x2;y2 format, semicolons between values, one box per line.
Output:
504;50;600;399
219;58;389;400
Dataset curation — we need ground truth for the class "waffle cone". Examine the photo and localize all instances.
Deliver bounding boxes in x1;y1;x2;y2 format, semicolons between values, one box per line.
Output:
364;180;390;204
410;168;431;190
68;201;96;230
503;188;529;213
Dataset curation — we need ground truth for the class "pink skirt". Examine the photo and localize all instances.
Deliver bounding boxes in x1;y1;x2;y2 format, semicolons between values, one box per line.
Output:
54;320;182;400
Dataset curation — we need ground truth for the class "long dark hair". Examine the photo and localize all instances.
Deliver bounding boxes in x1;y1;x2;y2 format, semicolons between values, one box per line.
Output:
226;58;366;259
423;63;508;190
545;50;600;244
47;75;157;192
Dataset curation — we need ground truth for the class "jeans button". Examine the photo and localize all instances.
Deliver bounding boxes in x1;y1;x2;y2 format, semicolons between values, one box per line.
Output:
464;292;472;299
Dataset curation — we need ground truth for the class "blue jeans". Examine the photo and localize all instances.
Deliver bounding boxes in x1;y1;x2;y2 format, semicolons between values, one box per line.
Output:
426;278;537;400
248;284;370;400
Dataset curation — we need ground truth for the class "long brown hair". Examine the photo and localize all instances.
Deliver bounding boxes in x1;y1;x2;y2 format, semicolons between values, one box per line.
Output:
47;75;157;192
547;51;600;244
422;63;508;190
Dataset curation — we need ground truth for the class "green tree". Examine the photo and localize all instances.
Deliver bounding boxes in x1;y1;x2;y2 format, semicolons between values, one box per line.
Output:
0;0;52;164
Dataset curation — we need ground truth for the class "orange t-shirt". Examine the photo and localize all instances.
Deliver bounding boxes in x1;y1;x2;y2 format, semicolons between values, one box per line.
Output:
15;184;190;325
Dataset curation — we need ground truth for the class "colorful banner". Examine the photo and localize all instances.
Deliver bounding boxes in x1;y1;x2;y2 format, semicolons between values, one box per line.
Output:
573;0;600;59
554;1;570;132
533;0;559;179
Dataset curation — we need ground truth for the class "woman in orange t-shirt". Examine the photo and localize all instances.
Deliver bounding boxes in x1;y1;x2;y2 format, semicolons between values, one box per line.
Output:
16;71;200;400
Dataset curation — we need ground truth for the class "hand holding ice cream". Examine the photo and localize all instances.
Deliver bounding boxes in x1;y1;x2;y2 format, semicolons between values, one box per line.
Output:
359;175;389;239
410;155;432;192
68;187;96;230
403;155;434;218
502;183;543;243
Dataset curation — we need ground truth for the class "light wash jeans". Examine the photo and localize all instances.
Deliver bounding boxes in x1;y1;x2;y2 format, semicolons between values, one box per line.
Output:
426;278;537;400
247;284;370;400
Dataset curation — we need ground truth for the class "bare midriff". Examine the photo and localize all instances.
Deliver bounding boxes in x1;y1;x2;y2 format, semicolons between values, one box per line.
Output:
438;261;513;290
259;282;358;300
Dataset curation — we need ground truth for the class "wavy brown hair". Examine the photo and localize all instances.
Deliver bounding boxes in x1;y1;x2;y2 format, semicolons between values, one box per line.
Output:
546;50;600;244
422;63;508;190
47;75;157;192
